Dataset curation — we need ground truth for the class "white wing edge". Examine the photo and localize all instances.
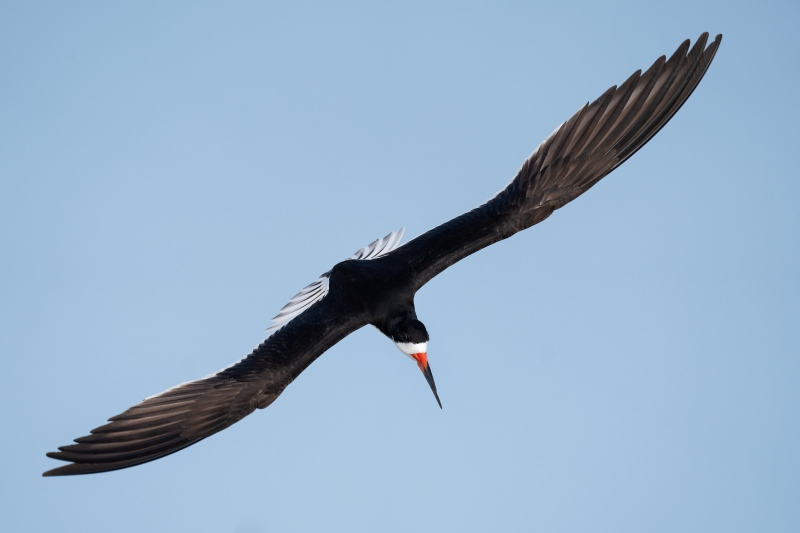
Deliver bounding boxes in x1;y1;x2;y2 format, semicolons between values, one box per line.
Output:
145;229;408;401
264;228;406;334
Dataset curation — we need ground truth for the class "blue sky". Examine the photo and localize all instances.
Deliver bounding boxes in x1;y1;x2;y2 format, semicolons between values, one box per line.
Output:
2;1;798;532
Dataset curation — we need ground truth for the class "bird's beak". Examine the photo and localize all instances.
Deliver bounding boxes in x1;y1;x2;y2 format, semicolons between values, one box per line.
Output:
411;352;442;409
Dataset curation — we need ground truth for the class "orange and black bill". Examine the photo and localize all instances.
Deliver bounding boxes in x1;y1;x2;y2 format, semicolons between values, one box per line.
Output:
411;352;442;409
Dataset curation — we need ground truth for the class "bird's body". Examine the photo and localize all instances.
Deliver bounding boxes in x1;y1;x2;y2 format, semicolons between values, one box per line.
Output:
44;33;722;477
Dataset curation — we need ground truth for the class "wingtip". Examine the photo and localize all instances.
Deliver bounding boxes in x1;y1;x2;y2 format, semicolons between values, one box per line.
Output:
42;450;87;477
42;463;111;477
696;31;722;42
42;462;84;477
695;31;722;49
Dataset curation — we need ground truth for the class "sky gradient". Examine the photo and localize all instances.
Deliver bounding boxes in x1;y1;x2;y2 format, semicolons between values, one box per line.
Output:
2;1;798;532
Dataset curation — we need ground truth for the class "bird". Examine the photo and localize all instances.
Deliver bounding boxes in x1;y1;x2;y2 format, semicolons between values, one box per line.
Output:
43;33;721;476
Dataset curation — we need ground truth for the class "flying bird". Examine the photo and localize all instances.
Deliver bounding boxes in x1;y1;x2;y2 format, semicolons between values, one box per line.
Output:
44;33;721;476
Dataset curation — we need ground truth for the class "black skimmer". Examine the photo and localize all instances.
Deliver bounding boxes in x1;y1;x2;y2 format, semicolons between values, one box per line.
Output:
43;33;721;476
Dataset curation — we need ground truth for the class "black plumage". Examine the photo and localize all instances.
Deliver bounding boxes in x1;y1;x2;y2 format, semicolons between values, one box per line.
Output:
44;33;721;476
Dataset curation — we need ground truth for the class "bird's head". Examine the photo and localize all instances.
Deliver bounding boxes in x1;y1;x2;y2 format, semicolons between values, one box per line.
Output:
390;317;441;409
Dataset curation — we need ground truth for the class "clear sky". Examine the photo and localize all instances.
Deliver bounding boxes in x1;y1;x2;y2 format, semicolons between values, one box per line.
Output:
2;1;798;532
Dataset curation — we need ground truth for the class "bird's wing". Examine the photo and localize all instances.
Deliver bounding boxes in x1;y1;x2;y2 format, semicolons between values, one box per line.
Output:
266;228;405;333
43;298;364;476
389;33;721;292
347;227;405;261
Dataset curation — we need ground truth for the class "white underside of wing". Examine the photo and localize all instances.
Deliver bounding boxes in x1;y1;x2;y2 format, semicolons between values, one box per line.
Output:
147;229;407;402
265;228;406;334
347;227;405;261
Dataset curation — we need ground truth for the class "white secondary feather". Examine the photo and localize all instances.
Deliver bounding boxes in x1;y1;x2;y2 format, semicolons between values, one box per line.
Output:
265;228;406;334
147;229;408;401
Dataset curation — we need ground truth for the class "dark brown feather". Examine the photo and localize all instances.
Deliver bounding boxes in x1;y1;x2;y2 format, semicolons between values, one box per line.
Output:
43;296;364;476
392;34;721;291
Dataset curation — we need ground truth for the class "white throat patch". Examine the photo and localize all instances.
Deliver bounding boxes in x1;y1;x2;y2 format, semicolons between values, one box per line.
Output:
395;341;428;358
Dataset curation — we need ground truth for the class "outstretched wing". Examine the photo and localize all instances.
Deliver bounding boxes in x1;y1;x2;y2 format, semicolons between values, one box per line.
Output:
43;296;365;476
266;228;405;333
390;33;721;291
